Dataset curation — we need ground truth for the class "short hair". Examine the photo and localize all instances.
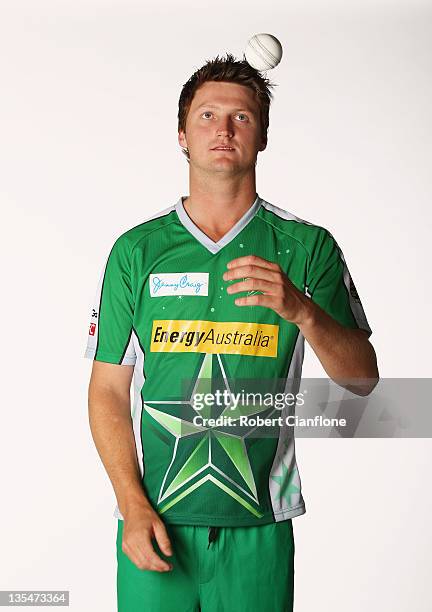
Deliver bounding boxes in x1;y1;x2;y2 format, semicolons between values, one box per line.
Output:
177;52;277;162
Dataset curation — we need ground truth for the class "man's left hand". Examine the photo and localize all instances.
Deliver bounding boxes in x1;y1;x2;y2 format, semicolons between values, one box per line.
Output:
223;255;311;325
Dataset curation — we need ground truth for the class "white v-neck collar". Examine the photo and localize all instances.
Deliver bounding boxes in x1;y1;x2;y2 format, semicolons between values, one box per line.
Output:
175;194;262;254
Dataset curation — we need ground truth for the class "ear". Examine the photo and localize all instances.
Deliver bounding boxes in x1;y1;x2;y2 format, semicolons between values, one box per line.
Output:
178;130;188;149
258;139;267;152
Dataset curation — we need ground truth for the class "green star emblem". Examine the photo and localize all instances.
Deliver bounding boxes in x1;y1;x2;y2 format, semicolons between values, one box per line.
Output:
271;462;300;506
144;353;279;517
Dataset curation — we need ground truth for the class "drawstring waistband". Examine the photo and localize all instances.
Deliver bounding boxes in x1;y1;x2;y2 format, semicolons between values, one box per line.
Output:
207;526;219;549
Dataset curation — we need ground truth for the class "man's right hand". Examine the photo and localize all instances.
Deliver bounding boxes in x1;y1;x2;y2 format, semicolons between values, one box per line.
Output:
121;503;174;572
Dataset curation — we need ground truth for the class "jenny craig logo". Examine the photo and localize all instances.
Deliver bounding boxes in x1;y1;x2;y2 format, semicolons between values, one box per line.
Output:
149;273;209;297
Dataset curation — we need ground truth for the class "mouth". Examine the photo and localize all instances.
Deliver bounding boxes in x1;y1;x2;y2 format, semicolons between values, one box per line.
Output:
211;146;235;151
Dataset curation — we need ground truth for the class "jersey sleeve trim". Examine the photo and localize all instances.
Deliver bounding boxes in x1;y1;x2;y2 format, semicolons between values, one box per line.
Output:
83;347;136;365
335;243;372;336
84;234;137;364
307;228;373;336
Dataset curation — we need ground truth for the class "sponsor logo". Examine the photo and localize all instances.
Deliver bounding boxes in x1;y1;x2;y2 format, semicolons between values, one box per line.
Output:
149;273;209;297
89;322;96;336
92;309;98;319
150;320;279;358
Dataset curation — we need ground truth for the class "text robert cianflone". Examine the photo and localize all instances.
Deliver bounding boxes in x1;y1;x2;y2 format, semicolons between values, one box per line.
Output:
191;414;347;428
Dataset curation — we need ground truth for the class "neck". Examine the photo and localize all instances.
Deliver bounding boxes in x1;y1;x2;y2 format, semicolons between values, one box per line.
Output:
182;171;258;242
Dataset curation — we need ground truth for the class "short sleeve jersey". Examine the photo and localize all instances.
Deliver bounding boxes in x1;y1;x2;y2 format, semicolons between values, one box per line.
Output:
84;194;372;527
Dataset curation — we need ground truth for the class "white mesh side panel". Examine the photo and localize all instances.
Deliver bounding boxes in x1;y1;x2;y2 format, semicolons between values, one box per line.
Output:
260;200;308;519
114;330;145;520
268;331;307;521
120;334;137;365
338;249;372;336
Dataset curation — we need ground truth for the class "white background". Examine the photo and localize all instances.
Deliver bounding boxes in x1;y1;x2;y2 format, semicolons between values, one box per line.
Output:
1;0;431;610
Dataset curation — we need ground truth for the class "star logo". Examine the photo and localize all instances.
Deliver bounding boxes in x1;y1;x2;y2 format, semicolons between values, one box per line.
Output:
270;462;300;506
143;353;279;517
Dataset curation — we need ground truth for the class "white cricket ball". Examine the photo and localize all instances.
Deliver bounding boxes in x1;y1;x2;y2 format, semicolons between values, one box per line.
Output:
244;33;283;71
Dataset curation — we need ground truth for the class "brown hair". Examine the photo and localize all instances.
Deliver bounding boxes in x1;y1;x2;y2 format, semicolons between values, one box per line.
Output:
178;52;277;162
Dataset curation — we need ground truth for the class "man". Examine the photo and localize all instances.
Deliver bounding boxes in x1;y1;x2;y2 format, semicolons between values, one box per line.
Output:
84;53;379;611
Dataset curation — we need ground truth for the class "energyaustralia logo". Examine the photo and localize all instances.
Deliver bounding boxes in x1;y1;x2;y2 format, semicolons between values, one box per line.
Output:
150;320;279;358
149;273;208;297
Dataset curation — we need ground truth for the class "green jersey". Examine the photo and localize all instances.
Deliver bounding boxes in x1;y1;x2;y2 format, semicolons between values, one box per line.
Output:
84;194;371;527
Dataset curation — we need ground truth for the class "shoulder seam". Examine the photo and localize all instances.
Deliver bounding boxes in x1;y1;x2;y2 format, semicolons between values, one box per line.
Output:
125;208;177;238
255;213;312;262
260;202;335;237
117;209;179;254
129;216;180;260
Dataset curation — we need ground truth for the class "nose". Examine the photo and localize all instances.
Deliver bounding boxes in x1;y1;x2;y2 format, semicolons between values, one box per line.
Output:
217;116;234;138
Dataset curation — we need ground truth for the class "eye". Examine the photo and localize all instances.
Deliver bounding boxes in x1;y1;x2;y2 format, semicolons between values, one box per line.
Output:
201;111;213;119
236;113;248;121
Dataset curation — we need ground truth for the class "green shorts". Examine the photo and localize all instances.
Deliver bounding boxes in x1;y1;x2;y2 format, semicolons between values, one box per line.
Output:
116;519;295;612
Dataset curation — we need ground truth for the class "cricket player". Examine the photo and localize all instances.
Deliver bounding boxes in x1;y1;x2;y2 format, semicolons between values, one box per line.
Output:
84;53;379;611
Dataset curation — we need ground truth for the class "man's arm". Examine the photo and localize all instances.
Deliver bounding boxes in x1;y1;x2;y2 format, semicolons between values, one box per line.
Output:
224;254;379;396
297;299;379;396
88;361;173;572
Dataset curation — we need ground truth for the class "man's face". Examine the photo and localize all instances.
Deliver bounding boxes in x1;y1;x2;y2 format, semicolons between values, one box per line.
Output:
178;81;267;175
